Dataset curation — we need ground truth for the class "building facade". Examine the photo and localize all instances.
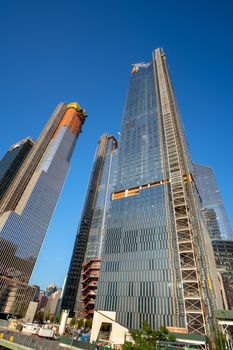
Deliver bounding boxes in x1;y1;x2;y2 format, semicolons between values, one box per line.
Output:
0;102;86;317
0;138;34;201
92;49;222;343
193;164;233;310
81;258;101;319
45;289;62;319
202;208;221;240
37;290;48;312
212;240;233;310
193;163;233;240
45;283;58;297
62;134;117;316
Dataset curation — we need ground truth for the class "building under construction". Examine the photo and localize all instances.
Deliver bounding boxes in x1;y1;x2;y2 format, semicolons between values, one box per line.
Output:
91;49;223;347
62;134;117;317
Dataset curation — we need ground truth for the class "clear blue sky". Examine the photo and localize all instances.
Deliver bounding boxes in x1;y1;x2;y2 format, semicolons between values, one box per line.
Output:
0;0;232;290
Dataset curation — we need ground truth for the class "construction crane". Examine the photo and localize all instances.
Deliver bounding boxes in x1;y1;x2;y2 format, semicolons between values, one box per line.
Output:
131;62;151;74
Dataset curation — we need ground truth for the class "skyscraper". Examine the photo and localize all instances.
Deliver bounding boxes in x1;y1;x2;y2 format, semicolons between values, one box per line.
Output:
0;102;86;316
62;134;117;317
0;138;34;201
212;240;233;310
202;208;221;240
193;163;233;240
91;49;223;344
45;283;58;297
193;165;233;311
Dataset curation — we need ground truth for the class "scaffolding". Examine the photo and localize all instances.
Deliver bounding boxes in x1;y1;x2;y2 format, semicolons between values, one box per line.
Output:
154;49;207;336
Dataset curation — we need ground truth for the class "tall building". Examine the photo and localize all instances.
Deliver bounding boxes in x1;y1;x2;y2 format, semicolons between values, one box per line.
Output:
202;208;221;240
37;290;48;312
193;163;233;240
62;134;117;316
0;102;87;317
91;49;223;345
212;240;233;310
0;138;34;201
193;164;233;310
45;289;62;319
45;283;57;297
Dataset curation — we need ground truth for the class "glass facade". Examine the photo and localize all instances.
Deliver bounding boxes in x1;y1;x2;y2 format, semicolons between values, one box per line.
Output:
0;102;86;316
0;103;67;214
0;138;34;201
193;163;233;240
202;208;221;240
212;240;233;309
85;136;117;261
0;276;36;317
94;49;219;337
96;64;178;330
98;186;176;329
62;134;117;316
114;64;163;190
0;126;76;283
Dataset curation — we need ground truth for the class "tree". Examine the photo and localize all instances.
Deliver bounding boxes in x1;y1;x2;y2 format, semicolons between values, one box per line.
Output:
44;312;50;321
122;321;176;350
77;318;85;328
85;319;93;329
122;342;138;350
215;333;227;350
35;311;44;323
70;317;76;327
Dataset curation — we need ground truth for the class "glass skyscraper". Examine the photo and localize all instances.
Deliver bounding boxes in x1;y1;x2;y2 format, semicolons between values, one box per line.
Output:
193;164;233;309
0;102;86;316
62;134;117;317
193;163;233;240
91;49;222;344
212;240;233;310
0;138;34;201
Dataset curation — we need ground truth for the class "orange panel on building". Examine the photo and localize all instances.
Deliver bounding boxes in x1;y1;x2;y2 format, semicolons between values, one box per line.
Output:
52;108;83;139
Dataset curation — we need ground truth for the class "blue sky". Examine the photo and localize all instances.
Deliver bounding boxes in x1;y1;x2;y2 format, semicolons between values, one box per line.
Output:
0;0;232;290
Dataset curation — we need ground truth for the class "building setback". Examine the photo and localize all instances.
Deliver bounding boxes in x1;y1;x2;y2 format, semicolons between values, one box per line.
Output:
91;49;223;344
193;163;233;240
0;102;86;317
61;134;117;316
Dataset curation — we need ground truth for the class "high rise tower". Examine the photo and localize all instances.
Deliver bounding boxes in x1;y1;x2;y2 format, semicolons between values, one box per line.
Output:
0;102;86;316
62;134;117;316
91;49;222;344
193;164;233;309
212;240;233;310
193;163;233;240
0;138;34;201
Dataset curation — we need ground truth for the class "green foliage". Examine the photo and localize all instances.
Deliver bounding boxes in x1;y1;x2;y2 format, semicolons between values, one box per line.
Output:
123;341;155;350
44;312;50;321
122;321;176;350
57;313;63;324
123;342;137;350
85;318;93;329
215;333;227;350
77;318;85;328
53;316;59;324
35;310;44;323
70;317;76;326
